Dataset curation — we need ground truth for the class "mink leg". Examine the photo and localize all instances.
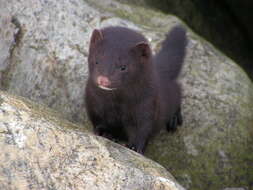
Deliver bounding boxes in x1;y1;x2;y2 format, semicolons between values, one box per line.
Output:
166;107;183;132
93;124;111;138
126;122;152;154
177;107;183;126
127;138;147;154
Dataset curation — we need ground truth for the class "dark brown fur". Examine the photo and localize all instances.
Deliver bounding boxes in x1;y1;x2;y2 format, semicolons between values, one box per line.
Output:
85;26;187;154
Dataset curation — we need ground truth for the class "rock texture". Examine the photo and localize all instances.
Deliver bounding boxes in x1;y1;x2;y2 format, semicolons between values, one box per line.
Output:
0;0;253;190
121;0;253;80
0;0;95;122
146;32;253;189
0;90;184;190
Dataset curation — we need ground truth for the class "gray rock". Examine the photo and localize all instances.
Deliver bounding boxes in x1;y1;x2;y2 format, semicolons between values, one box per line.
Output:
0;15;19;89
0;90;185;190
0;0;253;189
84;1;253;189
146;31;253;189
0;0;98;122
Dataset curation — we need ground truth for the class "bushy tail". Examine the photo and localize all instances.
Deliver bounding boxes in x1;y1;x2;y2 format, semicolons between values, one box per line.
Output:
154;25;188;80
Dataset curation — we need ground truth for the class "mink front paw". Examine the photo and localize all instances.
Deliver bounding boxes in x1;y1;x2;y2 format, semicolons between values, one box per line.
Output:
127;143;144;154
166;109;183;132
94;125;115;141
93;125;106;136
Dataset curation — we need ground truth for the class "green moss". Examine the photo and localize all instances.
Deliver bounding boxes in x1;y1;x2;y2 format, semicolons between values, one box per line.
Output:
146;115;253;189
0;96;3;106
225;122;253;187
85;0;175;32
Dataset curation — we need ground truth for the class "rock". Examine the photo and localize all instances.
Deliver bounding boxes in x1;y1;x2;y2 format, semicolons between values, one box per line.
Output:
146;22;253;190
84;1;253;188
0;90;185;190
121;0;253;80
0;0;253;189
0;0;97;123
0;15;19;89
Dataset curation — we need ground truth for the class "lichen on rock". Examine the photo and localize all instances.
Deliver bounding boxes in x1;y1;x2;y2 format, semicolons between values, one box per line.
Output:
0;0;253;189
0;90;184;190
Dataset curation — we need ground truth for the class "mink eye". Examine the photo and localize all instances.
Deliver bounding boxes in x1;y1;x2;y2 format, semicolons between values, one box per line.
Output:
95;61;99;65
120;65;127;71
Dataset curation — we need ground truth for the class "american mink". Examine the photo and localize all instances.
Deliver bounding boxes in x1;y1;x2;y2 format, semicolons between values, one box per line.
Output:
85;26;187;154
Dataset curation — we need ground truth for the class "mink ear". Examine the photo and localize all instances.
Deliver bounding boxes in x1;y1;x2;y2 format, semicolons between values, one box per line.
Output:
90;29;103;48
131;42;151;59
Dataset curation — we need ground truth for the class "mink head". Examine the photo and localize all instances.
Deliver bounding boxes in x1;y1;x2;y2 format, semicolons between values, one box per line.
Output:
88;26;152;91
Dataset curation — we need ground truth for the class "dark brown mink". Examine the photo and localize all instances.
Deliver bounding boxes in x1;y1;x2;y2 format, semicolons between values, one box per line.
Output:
85;26;187;154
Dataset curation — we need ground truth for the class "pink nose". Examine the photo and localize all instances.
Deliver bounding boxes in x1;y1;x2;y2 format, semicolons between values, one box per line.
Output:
97;76;111;87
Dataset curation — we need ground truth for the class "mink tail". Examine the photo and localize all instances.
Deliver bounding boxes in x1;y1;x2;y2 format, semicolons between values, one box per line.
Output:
154;25;188;80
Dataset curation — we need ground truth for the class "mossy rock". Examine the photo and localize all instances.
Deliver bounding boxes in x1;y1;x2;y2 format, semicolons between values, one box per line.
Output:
146;34;253;189
1;0;253;189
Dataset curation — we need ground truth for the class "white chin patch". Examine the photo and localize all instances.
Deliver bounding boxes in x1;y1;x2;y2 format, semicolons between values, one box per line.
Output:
98;85;116;91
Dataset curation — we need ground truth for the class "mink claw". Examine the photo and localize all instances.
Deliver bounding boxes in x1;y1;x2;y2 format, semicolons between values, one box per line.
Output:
126;143;144;154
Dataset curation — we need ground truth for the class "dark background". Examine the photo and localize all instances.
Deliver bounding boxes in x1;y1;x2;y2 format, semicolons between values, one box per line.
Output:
123;0;253;81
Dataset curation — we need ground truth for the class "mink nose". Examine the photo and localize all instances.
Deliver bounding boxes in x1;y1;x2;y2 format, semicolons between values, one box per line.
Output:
97;76;111;87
